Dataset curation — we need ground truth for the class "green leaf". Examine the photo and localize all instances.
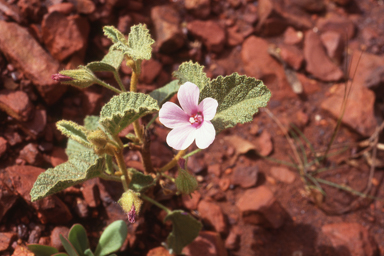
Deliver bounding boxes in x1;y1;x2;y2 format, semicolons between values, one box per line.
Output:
173;61;209;91
53;253;69;256
128;169;155;192
60;235;79;256
30;151;104;201
103;26;128;45
68;224;90;256
84;115;100;131
66;139;93;159
94;220;128;256
126;24;155;61
84;249;94;256
27;244;59;256
149;80;180;107
175;168;198;195
87;49;125;73
200;73;271;133
164;210;202;255
104;154;115;175
57;120;92;148
99;92;159;135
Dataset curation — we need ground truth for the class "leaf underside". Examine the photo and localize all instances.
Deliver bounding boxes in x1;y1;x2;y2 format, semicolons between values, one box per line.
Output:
86;49;125;73
149;80;179;107
99;92;159;135
200;72;271;133
30;151;104;201
173;61;209;91
128;169;155;192
164;210;202;255
126;24;155;61
56;120;92;148
84;115;100;131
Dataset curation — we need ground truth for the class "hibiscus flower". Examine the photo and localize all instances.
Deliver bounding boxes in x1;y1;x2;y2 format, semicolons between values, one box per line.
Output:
159;82;218;150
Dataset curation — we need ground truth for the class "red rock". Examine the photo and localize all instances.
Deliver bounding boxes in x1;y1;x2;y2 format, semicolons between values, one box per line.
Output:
0;137;7;158
72;0;95;14
48;3;75;15
117;14;132;35
280;44;304;70
241;36;295;100
50;147;67;167
219;178;230;191
236;185;286;228
0;21;65;105
321;83;376;137
82;179;100;208
232;166;258;188
0;90;33;121
3;130;22;146
283;27;303;45
151;5;185;53
34;196;73;224
225;228;239;250
208;164;221;177
185;0;210;19
18;143;42;165
82;90;102;115
317;15;356;39
17;0;43;22
21;109;47;139
182;231;227;256
331;0;350;4
320;31;344;64
258;130;273;156
288;0;325;12
322;223;378;256
42;12;90;61
198;199;227;234
182;191;201;210
38;236;50;246
74;197;88;218
304;30;344;81
226;25;244;46
295;109;309;128
270;166;295;183
0;232;16;251
50;226;69;251
140;59;163;84
187;20;226;53
0;0;22;23
147;246;172;256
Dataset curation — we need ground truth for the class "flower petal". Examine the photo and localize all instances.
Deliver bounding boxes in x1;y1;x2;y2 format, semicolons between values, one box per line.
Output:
195;121;216;149
198;97;218;121
166;124;197;150
178;82;199;116
159;102;190;128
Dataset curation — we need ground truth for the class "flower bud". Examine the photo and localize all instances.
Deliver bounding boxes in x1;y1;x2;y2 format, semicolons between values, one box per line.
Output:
54;66;97;89
119;190;143;223
87;129;108;148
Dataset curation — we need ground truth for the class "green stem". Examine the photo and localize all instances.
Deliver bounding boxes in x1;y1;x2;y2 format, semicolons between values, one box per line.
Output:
158;149;187;173
141;194;172;214
95;78;122;94
113;71;126;92
183;148;202;159
161;173;175;183
114;150;130;190
99;173;121;182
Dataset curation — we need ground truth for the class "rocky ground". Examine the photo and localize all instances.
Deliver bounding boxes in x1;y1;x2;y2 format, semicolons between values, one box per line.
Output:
1;0;384;255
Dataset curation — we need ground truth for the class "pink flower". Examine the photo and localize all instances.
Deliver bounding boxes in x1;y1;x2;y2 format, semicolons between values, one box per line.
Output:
159;82;218;150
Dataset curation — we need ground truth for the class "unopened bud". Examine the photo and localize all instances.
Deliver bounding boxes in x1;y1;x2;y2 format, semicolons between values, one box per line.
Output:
87;129;108;148
119;190;143;223
55;66;97;89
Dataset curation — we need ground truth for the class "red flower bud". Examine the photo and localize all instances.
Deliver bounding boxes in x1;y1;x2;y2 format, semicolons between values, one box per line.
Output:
52;73;74;82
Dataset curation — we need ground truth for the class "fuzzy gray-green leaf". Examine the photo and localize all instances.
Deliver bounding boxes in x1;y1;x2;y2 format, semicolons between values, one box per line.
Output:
30;151;104;201
149;80;179;107
125;24;154;61
86;49;125;73
66;139;92;159
173;61;209;90
100;92;159;135
164;210;202;255
200;73;271;133
103;26;128;45
84;115;100;131
128;169;155;192
175;168;198;195
57;120;92;148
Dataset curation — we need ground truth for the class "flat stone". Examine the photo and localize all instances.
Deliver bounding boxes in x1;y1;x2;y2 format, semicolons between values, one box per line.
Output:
304;30;344;81
236;185;286;228
0;175;18;223
187;20;226;53
182;191;201;210
284;27;303;45
151;5;185;53
48;3;75;15
0;90;34;121
185;0;210;19
232;166;258;188
317;15;356;39
227;25;245;46
50;147;67;167
50;226;69;251
21;109;47;139
198;199;227;234
0;232;16;251
241;36;295;100
280;44;304;70
322;222;378;256
0;21;65;105
42;12;90;61
33;196;73;224
257;130;273;156
182;231;227;256
270;166;295;184
18;143;42;165
320;31;344;64
82;179;100;208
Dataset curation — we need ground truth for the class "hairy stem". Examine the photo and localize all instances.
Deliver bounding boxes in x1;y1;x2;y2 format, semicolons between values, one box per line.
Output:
113;71;126;92
99;172;122;182
95;78;122;94
141;194;171;214
158;149;187;173
114;150;131;190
